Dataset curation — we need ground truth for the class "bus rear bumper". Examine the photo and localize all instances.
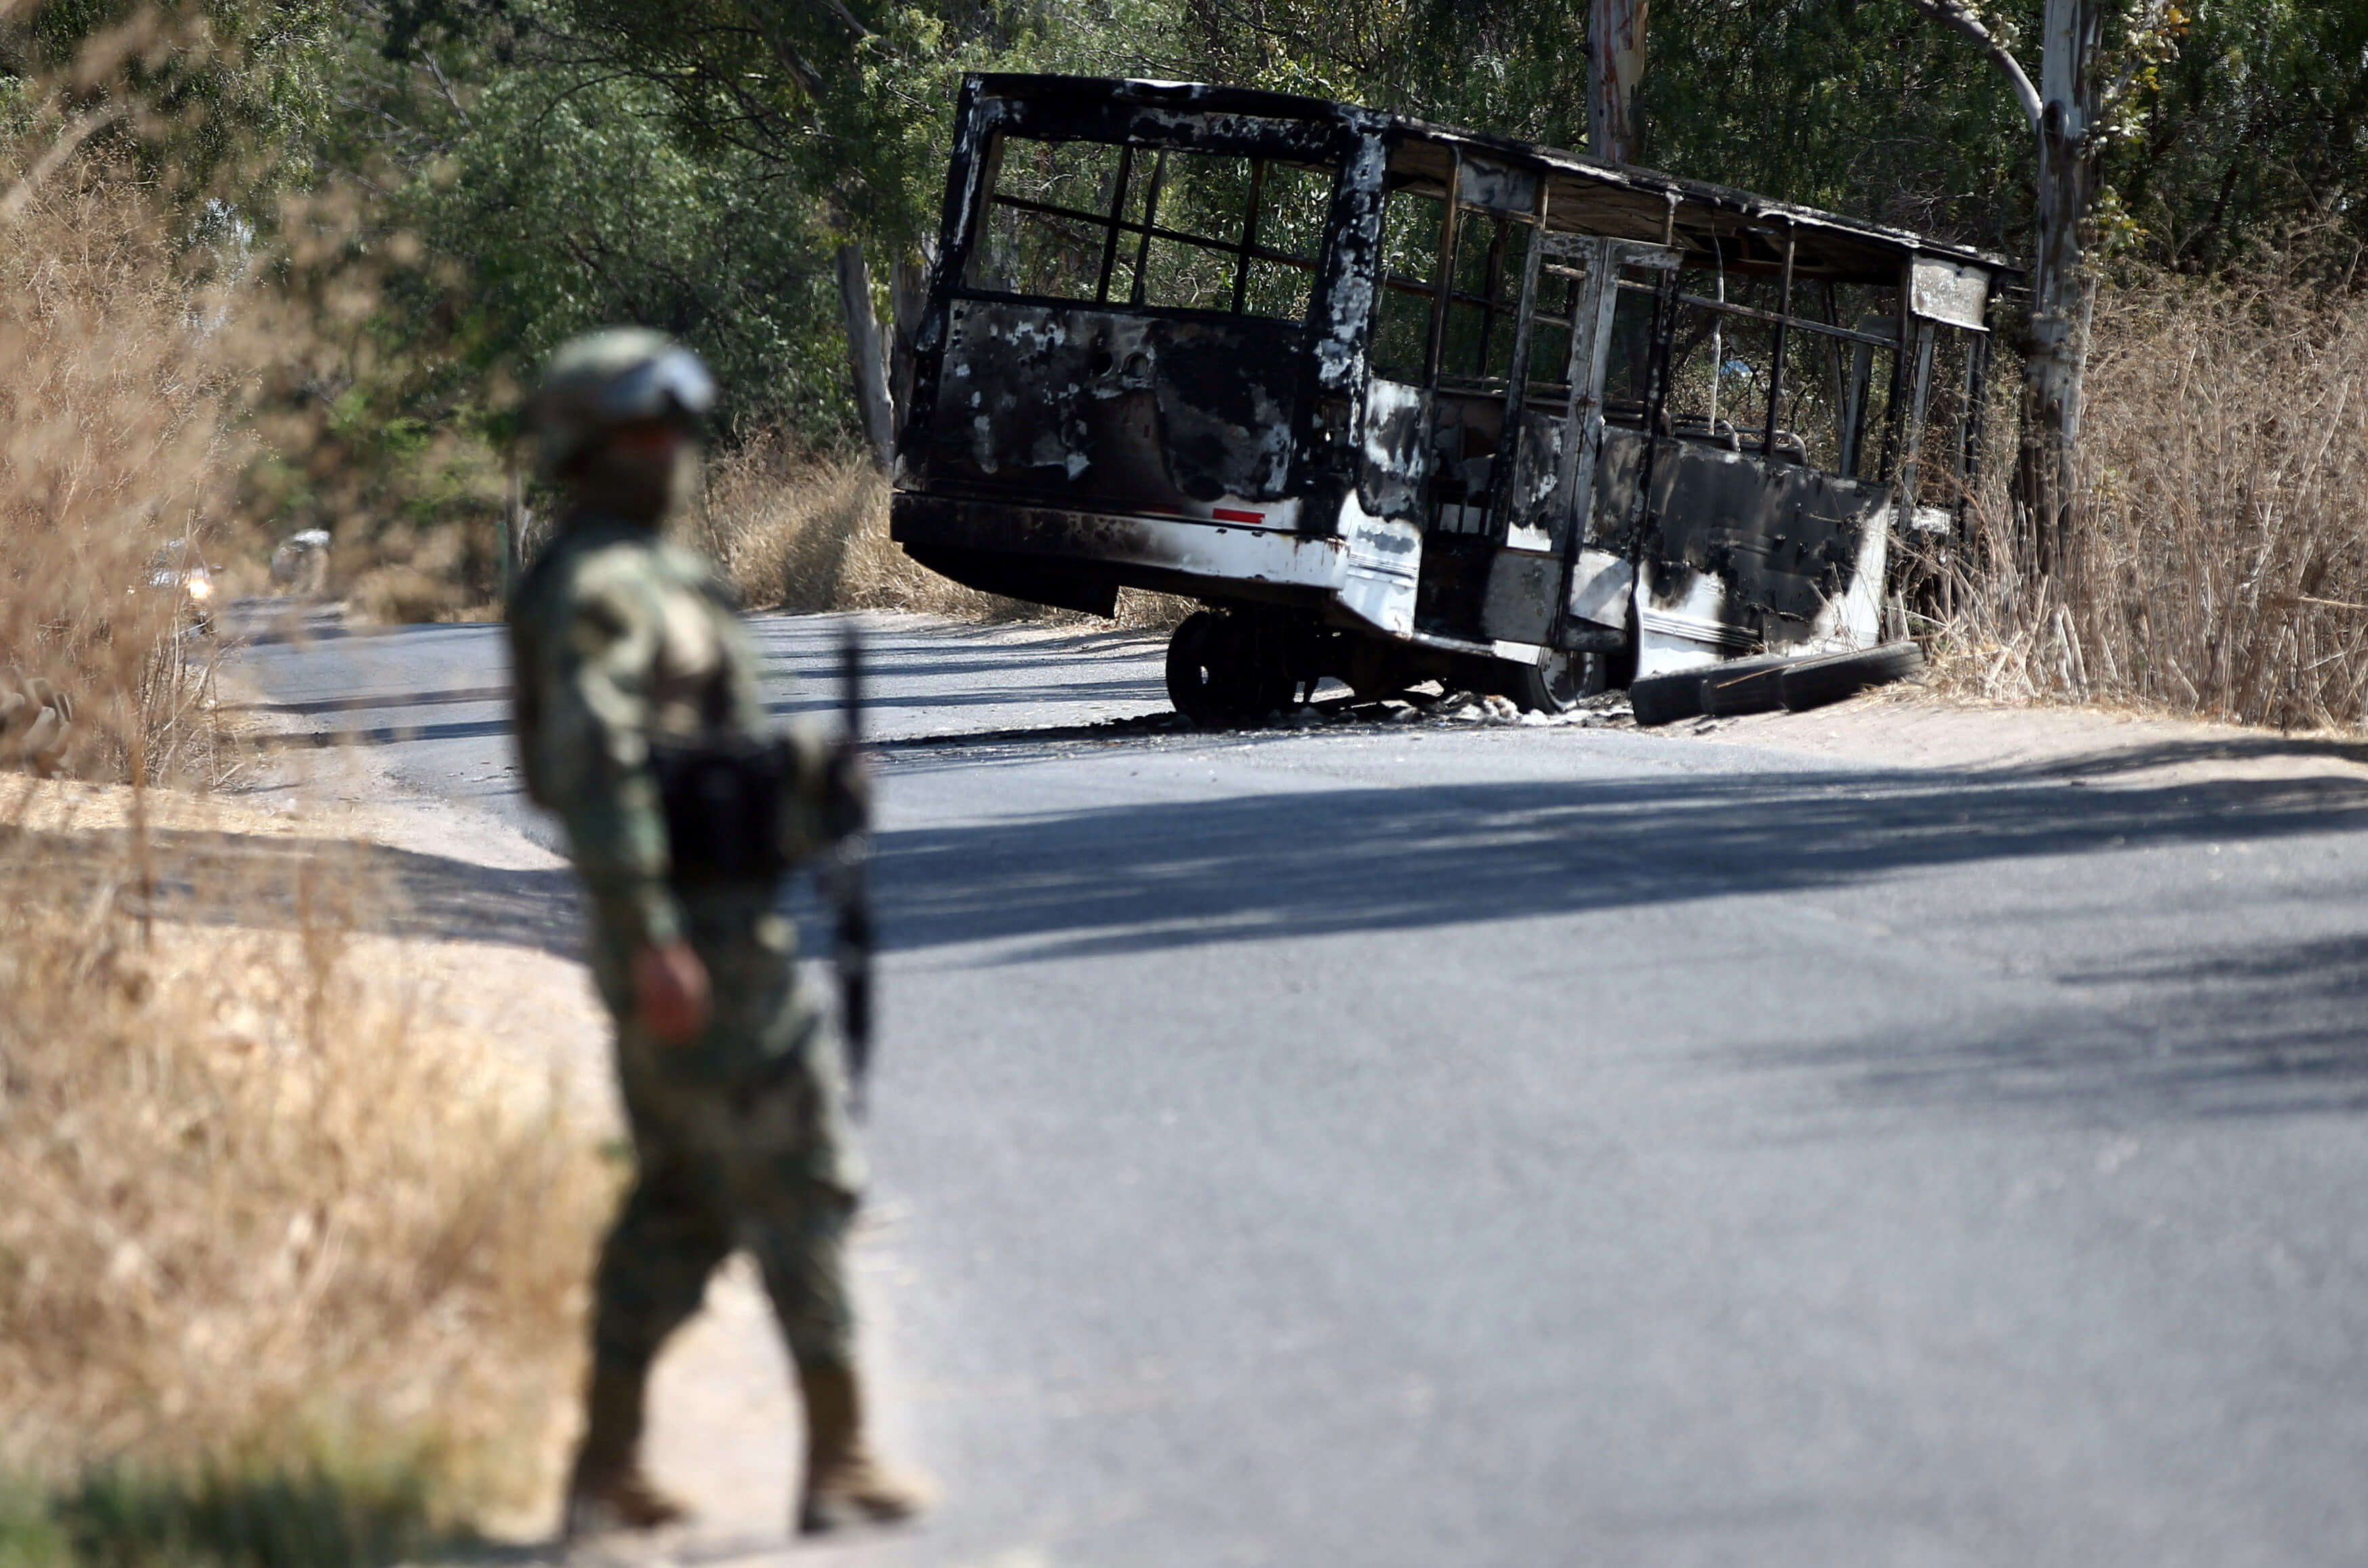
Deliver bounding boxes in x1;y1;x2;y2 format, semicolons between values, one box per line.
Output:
891;491;1349;614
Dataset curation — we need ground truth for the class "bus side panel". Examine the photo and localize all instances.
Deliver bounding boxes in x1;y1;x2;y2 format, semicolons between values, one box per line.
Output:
1637;440;1890;655
1354;377;1430;520
929;300;1306;517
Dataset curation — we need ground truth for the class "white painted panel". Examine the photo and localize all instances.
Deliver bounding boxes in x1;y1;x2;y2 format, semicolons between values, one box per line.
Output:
1148;520;1341;587
1336;493;1421;635
1633;569;1737;678
1910;256;1988;331
1567;549;1634;629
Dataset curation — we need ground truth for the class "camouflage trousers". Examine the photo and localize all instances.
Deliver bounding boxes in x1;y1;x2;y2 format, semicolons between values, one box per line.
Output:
586;888;866;1380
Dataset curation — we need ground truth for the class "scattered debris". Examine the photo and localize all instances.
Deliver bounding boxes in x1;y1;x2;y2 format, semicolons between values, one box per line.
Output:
871;682;1637;762
1;669;73;775
1258;685;1634;733
270;528;332;597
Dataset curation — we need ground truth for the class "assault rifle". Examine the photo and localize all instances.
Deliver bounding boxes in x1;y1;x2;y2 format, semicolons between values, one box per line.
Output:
830;622;875;1115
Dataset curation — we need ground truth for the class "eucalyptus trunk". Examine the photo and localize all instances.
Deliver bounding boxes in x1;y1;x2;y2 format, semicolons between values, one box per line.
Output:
836;241;896;474
1588;0;1648;164
2018;0;2103;576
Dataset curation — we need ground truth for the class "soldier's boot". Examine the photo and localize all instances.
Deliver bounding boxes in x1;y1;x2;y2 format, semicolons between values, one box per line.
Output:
795;1362;928;1536
562;1360;689;1538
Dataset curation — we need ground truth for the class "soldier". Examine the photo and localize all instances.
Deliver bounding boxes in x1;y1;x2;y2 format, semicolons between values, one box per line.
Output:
508;329;926;1540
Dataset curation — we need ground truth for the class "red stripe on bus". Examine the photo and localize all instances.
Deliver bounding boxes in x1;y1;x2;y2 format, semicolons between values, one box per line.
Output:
1210;508;1264;524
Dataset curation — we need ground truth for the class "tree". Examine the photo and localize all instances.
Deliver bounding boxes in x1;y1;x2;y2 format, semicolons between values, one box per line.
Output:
327;4;856;436
1588;0;1645;162
1903;0;2175;568
517;0;982;469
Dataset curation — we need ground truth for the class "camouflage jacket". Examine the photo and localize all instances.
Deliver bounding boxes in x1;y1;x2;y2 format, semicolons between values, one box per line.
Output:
507;509;834;951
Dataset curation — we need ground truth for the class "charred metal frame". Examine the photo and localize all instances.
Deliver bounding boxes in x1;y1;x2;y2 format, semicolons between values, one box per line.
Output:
892;74;2016;698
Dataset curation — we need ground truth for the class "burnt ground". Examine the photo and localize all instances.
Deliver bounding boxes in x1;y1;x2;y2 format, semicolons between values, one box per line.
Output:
227;608;2368;1567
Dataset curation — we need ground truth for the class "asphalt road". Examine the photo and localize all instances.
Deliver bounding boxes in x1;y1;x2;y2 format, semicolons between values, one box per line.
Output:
231;609;2368;1567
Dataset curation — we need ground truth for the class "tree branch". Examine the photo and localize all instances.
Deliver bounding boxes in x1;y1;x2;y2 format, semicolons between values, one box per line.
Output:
419;45;474;127
1903;0;2043;131
0;103;129;223
2099;0;2173;119
776;0;870;45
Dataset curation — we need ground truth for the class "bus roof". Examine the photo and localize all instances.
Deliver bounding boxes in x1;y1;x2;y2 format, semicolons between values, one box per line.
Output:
967;73;2017;289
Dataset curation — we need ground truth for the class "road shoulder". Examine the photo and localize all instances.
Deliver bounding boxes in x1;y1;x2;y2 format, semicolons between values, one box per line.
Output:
1683;686;2368;790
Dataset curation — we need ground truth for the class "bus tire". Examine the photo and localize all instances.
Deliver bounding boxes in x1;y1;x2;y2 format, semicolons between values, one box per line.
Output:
1701;658;1792;716
1628;669;1705;727
1779;642;1926;712
1166;611;1229;724
1499;650;1605;714
1166;610;1295;725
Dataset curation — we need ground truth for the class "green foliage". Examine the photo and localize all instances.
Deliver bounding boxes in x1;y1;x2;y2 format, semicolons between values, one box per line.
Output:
0;1482;70;1568
0;1;340;202
350;24;855;438
0;1458;447;1568
12;0;2363;552
1171;0;2368;267
1640;0;2030;246
2115;0;2368;269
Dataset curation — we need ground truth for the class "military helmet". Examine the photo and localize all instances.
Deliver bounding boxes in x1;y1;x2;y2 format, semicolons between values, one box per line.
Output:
530;328;716;476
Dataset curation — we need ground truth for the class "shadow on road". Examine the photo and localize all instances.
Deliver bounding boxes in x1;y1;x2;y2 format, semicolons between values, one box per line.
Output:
28;747;2368;1120
1;825;580;954
875;766;2368;961
1991;734;2368;781
873;762;2368;1120
219;685;511;717
1756;927;2368;1124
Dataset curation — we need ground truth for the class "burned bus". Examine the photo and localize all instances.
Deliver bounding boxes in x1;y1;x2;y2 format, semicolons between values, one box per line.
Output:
889;74;2011;721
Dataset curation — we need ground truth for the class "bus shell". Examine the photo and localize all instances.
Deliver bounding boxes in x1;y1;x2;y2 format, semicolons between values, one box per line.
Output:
891;74;2011;718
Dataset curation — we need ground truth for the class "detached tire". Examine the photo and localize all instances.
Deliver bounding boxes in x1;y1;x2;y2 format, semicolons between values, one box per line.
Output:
1701;658;1791;716
1629;668;1706;727
1779;641;1926;712
1633;655;1790;727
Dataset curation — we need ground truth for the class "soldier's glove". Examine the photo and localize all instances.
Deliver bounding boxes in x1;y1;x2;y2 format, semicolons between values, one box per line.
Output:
822;739;871;844
631;939;711;1047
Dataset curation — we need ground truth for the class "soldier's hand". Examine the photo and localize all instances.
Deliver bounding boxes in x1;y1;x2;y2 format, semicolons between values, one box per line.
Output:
823;739;871;842
632;940;710;1046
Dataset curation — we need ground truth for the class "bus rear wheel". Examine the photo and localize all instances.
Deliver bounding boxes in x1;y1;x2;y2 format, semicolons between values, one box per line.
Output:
1166;609;1295;725
1497;649;1606;714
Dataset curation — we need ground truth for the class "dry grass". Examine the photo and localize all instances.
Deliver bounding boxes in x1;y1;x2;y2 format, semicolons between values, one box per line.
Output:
1;95;609;1565
700;437;1020;617
0;782;611;1558
0;172;244;785
1930;272;2368;729
700;437;1193;629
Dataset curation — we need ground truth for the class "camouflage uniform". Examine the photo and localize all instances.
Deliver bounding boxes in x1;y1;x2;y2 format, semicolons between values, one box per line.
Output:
512;330;919;1540
509;513;863;1375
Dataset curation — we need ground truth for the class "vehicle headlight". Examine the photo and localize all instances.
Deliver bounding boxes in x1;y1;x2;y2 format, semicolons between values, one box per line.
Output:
186;576;213;602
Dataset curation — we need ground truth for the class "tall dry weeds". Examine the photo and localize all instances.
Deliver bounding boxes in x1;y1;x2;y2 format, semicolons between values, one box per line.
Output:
700;436;1191;629
1;51;608;1559
0;786;609;1535
699;438;1015;617
1932;273;2368;729
0;171;244;784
